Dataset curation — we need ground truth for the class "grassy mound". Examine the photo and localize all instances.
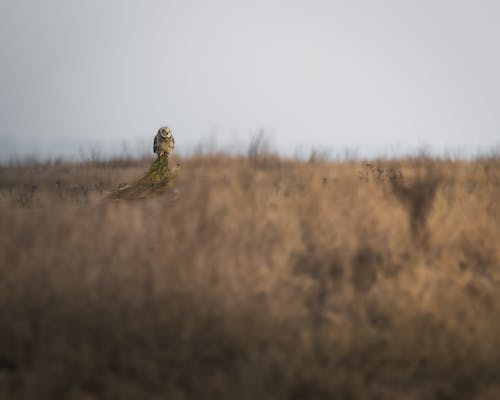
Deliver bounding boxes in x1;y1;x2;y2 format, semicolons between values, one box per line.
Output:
107;155;180;200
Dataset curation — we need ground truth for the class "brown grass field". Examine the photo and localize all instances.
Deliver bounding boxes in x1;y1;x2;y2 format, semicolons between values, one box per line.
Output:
0;153;499;399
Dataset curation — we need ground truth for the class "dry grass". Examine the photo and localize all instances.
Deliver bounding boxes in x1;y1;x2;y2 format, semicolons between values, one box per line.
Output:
0;154;499;399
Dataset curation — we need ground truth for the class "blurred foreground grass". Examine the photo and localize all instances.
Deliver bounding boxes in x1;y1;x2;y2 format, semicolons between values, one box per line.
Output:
0;154;499;399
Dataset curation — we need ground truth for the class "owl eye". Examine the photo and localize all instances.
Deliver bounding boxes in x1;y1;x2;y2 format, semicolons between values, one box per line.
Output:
160;131;167;138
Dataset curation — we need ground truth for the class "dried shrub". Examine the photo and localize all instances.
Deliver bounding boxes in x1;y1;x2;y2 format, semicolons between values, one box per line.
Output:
350;247;380;294
389;164;441;245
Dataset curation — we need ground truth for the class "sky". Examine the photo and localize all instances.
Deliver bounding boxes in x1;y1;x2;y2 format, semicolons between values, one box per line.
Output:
0;0;499;161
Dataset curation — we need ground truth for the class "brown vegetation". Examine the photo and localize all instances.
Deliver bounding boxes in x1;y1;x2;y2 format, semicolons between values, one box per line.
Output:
0;154;499;399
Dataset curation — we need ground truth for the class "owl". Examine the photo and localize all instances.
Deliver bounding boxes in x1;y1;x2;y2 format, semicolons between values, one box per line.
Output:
153;126;175;159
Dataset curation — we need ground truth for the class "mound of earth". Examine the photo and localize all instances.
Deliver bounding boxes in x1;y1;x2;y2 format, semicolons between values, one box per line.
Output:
107;155;180;200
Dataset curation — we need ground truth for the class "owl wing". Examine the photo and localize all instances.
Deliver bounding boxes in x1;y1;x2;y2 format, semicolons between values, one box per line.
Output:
153;135;158;153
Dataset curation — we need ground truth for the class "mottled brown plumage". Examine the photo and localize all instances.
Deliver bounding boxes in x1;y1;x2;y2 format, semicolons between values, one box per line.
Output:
153;127;175;159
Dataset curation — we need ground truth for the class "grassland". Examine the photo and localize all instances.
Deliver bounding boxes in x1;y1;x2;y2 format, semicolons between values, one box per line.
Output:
0;153;499;399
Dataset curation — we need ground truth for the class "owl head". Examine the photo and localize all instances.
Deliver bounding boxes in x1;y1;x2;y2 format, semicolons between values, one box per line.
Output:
158;126;172;139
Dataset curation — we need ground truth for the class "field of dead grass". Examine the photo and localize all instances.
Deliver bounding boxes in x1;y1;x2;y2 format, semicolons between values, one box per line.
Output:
0;154;499;399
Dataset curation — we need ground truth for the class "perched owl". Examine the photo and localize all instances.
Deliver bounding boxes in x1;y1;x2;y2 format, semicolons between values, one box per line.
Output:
153;126;175;159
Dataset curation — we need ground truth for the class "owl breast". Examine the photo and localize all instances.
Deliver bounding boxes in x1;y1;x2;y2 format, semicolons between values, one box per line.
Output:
154;131;175;158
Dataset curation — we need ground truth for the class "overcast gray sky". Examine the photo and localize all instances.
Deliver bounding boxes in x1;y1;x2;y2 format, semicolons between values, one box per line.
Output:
1;0;499;161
